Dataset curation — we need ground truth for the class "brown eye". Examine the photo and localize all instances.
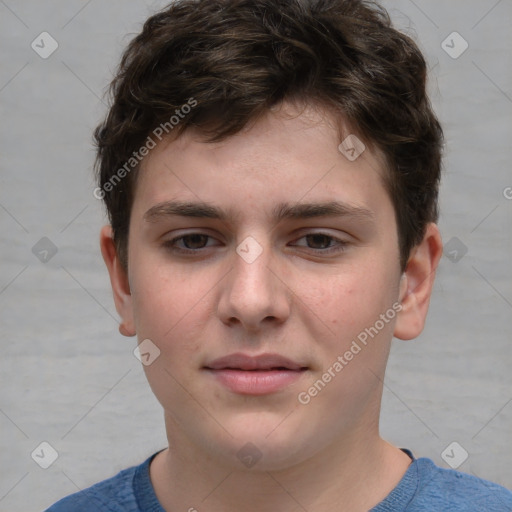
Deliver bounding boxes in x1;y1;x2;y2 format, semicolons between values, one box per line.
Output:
180;234;209;249
290;232;349;255
305;234;334;249
164;233;219;254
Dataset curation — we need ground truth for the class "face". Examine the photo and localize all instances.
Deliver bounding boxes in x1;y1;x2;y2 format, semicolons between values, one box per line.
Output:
111;102;412;470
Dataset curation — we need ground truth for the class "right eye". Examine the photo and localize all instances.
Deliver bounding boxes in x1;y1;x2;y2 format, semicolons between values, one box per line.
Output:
163;233;221;254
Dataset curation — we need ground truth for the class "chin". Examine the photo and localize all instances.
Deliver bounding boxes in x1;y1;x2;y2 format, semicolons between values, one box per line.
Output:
209;412;323;472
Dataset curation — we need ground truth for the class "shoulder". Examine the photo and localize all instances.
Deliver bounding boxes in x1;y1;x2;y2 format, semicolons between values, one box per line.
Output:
410;457;512;511
44;460;143;512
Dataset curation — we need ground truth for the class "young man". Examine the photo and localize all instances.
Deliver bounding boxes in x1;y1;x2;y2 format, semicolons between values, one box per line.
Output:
47;0;512;510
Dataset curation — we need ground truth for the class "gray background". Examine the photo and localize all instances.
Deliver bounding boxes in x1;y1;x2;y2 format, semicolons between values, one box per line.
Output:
0;1;511;510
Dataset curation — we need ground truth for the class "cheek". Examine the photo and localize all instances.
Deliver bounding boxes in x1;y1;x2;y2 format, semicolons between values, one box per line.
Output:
132;267;208;404
130;259;209;353
300;262;393;321
296;261;400;361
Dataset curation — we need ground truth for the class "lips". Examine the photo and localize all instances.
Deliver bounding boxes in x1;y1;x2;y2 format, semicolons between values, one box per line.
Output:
204;353;306;372
203;353;308;395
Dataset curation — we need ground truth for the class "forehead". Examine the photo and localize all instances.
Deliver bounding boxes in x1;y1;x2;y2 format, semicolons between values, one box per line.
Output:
131;102;391;223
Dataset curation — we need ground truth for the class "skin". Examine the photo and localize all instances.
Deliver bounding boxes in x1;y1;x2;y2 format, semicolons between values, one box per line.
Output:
101;101;443;511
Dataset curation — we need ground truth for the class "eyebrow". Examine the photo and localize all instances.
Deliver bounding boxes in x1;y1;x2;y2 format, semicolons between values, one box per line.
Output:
143;200;374;224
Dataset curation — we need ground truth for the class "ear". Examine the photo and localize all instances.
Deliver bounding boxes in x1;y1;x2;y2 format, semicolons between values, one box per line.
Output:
394;223;443;340
99;225;136;337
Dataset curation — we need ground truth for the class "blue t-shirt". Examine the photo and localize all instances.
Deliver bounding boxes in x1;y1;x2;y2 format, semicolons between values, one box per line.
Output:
45;449;512;511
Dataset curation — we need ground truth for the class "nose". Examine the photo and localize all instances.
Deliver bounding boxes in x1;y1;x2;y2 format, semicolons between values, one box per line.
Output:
216;237;291;333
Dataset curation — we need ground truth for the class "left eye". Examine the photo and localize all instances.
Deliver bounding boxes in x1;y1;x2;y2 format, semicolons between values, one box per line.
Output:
291;233;348;252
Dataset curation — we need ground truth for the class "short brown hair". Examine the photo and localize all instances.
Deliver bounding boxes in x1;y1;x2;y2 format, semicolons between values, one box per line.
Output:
94;0;443;271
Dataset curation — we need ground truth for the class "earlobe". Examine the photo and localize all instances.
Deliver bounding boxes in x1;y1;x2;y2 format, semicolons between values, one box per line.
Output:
99;225;136;337
394;223;443;341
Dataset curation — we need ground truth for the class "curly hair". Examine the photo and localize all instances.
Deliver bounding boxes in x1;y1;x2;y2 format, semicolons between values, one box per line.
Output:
94;0;443;271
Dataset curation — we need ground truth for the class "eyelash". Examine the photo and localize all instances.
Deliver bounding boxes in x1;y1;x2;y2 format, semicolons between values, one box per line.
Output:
163;232;349;256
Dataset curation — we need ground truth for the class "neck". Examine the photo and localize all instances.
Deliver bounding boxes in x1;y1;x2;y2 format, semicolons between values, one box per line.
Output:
150;416;412;512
